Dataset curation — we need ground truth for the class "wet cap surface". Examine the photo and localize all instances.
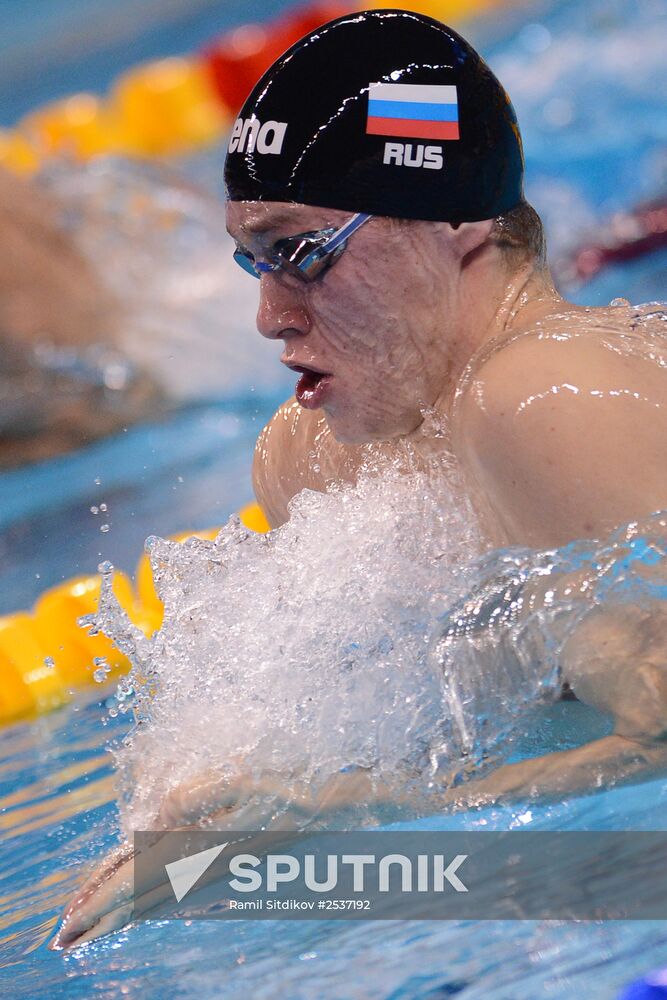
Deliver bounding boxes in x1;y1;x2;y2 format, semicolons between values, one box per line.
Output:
224;8;525;222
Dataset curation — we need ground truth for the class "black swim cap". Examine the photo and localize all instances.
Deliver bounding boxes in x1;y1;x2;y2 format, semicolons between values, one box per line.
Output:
224;8;524;223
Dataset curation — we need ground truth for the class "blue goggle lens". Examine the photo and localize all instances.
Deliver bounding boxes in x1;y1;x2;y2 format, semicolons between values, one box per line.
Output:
233;248;261;278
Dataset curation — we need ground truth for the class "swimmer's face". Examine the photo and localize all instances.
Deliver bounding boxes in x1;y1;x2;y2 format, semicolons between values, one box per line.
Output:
225;200;470;443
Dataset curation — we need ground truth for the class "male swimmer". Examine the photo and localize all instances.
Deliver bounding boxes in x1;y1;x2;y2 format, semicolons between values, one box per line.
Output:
52;9;667;949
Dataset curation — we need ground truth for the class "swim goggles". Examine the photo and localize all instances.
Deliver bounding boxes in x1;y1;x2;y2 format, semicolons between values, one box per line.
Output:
233;212;373;282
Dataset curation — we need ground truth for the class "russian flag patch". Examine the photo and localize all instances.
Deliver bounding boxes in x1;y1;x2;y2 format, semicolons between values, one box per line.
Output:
366;82;460;141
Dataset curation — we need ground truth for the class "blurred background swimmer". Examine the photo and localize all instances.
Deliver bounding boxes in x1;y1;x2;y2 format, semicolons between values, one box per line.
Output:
0;164;161;466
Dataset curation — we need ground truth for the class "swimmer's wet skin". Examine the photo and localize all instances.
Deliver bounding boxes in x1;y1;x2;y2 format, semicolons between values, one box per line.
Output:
52;8;667;950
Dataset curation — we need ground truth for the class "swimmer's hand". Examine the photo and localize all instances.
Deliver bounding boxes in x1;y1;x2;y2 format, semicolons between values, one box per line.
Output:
49;840;137;951
49;767;397;951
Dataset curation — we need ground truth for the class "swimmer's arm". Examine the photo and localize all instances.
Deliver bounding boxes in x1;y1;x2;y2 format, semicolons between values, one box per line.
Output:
52;738;662;950
49;768;400;950
440;733;667;811
450;333;667;801
443;598;667;809
50;724;666;951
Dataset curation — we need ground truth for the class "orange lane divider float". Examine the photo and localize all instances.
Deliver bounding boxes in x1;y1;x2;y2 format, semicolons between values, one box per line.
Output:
0;503;270;726
0;0;504;174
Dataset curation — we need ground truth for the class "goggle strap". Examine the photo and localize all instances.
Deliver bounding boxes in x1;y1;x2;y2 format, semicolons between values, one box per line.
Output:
320;213;373;254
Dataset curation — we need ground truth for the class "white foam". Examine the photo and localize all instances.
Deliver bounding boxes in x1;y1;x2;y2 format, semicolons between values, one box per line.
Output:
93;435;566;835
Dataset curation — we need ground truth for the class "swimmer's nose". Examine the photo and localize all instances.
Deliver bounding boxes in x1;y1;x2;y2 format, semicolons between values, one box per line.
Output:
256;274;310;341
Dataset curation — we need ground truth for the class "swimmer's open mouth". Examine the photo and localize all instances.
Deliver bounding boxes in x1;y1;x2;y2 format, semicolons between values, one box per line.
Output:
284;362;333;408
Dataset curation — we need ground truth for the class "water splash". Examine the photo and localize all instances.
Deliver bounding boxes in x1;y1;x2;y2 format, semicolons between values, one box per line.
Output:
89;441;515;833
85;395;667;834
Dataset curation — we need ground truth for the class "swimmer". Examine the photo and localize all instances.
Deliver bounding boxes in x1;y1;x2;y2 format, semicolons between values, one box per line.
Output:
52;9;667;949
0;166;163;466
229;8;667;793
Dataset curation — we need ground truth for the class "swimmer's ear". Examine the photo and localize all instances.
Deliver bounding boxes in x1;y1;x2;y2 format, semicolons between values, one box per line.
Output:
446;219;495;261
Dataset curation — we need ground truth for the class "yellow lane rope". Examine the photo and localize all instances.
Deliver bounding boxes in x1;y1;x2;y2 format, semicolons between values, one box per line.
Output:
0;503;270;724
0;0;506;174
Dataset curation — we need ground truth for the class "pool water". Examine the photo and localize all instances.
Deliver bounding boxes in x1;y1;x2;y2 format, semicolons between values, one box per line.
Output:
4;697;667;998
1;0;666;996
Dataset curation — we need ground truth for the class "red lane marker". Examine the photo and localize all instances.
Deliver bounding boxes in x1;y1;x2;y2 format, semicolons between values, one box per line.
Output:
555;198;667;286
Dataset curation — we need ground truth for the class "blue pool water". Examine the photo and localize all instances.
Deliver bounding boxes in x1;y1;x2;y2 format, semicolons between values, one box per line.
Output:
4;697;667;999
0;0;666;996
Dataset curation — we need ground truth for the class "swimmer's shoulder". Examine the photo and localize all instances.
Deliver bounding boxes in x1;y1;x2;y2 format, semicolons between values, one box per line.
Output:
253;398;359;528
252;398;320;528
453;316;667;546
456;308;667;423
